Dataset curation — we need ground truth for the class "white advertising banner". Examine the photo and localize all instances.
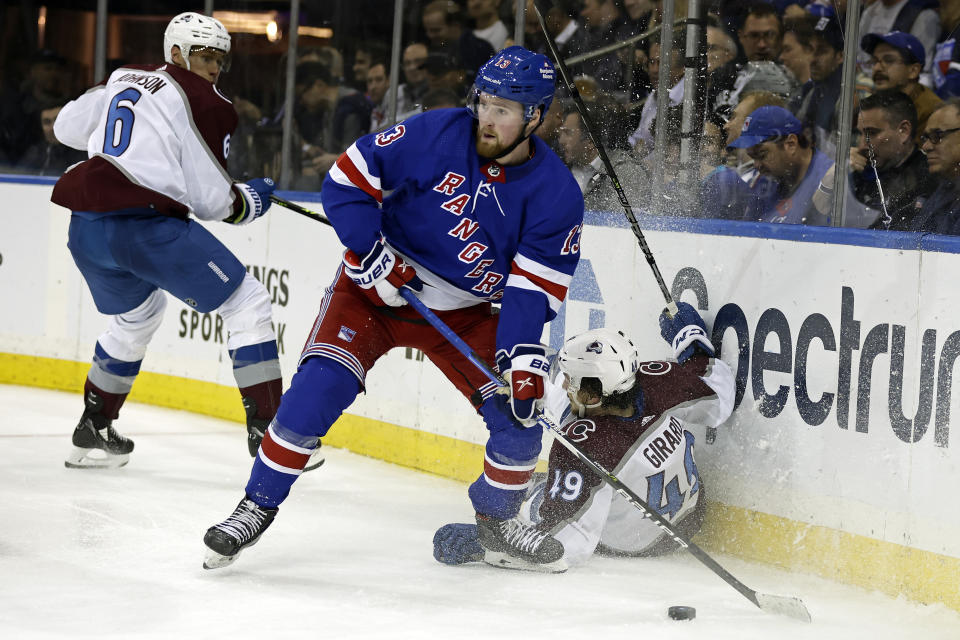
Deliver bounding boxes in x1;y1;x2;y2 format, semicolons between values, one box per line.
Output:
2;180;958;563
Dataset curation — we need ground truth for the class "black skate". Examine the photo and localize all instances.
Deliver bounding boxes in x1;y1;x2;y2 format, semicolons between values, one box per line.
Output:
242;397;324;471
203;497;278;569
475;513;567;573
64;390;134;469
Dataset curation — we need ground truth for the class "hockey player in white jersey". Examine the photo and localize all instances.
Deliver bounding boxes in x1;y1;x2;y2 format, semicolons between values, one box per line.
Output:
52;13;288;468
433;302;735;571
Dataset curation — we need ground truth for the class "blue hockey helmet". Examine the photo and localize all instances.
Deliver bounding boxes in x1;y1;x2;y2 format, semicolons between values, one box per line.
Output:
468;46;556;123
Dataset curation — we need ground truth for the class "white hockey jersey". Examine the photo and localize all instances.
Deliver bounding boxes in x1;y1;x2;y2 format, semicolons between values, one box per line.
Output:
532;355;735;567
52;63;239;220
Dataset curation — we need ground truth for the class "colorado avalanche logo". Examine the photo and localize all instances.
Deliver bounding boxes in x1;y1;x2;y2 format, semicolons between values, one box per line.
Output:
586;341;603;354
639;361;672;376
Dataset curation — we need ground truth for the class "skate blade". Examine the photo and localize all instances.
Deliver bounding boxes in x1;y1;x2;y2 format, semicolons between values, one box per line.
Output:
64;447;130;469
482;550;568;573
203;548;240;570
303;448;325;472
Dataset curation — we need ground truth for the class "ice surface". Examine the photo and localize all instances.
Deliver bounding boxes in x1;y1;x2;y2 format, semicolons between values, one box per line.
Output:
2;384;959;640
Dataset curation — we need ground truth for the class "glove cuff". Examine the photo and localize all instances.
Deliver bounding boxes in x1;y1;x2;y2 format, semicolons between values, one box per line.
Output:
226;183;261;225
671;325;715;360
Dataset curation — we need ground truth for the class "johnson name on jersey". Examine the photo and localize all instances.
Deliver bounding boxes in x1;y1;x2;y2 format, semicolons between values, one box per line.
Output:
535;355;735;566
321;108;585;351
51;64;238;220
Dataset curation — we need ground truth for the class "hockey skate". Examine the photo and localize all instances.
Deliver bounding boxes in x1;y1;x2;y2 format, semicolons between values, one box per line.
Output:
203;497;278;569
243;397;324;471
64;390;134;469
475;513;567;573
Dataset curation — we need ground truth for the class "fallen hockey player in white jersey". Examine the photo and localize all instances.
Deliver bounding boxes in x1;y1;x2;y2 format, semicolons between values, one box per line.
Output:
433;302;735;571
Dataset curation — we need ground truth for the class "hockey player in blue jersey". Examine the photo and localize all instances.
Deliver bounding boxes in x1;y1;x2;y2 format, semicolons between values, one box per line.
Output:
203;47;585;570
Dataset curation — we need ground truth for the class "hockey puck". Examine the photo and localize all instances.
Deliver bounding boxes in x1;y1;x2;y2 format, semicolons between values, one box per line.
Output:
668;606;696;621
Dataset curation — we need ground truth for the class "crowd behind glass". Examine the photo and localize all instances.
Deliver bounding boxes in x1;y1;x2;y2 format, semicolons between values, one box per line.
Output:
3;0;960;232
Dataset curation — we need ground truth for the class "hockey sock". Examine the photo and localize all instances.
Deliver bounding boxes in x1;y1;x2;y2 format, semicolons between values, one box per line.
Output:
468;395;542;520
86;341;141;418
83;378;128;420
245;357;360;508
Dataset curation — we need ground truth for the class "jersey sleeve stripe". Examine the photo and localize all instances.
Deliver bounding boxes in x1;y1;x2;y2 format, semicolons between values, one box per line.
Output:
512;252;573;288
330;144;383;203
505;274;564;313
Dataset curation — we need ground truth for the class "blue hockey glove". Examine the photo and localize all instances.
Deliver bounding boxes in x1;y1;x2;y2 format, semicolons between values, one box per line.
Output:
495;344;551;425
343;238;423;307
433;523;484;565
227;178;275;224
659;301;715;363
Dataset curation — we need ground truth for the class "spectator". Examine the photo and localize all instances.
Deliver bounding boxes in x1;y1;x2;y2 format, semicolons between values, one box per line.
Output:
932;34;960;98
840;89;936;229
738;3;784;63
557;102;645;211
367;63;392;132
18;105;86;176
729;105;834;224
523;0;590;62
399;42;430;116
707;25;738;73
423;51;468;95
910;99;960;233
699;113;763;220
352;42;389;93
792;4;844;155
780;15;816;88
422;0;495;79
537;97;566;155
859;0;940;70
294;62;368;186
579;0;633;92
627;31;686;153
0;49;71;165
725;90;789;147
713;61;798;123
422;87;462;109
469;0;510;51
862;31;942;134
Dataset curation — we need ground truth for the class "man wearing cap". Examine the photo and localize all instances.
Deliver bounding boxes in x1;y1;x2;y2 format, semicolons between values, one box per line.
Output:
859;0;940;70
862;31;942;134
792;5;845;155
729;105;834;224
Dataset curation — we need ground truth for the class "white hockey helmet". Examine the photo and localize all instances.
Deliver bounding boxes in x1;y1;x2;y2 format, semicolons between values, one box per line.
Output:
557;329;640;399
163;12;231;70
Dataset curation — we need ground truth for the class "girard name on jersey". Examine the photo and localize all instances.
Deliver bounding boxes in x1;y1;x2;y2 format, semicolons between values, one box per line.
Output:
642;416;686;469
321;108;585;349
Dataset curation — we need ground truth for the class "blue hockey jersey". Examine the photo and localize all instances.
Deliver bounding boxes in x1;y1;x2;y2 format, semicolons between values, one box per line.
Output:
321;108;584;352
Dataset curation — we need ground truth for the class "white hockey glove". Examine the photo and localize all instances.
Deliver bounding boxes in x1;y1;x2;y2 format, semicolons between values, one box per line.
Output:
226;178;275;225
495;344;551;425
658;301;715;363
342;238;423;307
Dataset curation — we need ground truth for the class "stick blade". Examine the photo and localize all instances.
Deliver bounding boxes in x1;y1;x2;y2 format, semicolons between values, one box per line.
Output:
755;592;812;622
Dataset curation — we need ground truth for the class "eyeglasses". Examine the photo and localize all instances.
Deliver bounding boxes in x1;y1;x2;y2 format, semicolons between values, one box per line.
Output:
866;54;906;68
918;127;960;146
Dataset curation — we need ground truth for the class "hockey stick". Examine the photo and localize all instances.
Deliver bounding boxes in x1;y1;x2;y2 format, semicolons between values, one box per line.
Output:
269;195;333;227
532;0;677;317
399;287;811;623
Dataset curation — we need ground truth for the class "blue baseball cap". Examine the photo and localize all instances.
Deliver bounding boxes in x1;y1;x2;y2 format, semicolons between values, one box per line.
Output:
807;4;844;52
728;106;804;148
861;31;925;65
